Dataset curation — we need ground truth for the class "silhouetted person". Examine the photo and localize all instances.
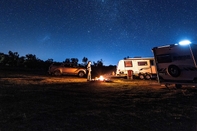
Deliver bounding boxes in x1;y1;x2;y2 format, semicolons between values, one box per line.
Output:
87;61;91;81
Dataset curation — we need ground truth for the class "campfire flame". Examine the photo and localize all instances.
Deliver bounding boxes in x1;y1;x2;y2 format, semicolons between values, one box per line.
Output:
93;75;111;82
95;75;106;81
98;76;104;81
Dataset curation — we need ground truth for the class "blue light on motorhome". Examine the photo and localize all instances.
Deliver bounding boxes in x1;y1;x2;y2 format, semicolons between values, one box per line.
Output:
179;40;191;45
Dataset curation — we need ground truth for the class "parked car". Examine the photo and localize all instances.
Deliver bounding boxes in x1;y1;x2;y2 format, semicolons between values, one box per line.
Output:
48;63;86;77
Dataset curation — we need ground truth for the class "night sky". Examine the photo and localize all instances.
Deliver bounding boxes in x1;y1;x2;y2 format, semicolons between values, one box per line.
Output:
1;0;197;65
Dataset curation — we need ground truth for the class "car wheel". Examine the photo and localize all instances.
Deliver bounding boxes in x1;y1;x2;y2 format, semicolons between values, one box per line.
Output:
54;70;61;76
168;65;181;77
78;71;85;77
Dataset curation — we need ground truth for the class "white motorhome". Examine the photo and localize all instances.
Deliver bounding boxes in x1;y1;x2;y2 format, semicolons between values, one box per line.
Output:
152;43;197;88
116;57;157;79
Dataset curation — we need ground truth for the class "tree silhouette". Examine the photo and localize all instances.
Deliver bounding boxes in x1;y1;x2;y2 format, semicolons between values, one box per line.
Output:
71;58;78;66
8;51;19;66
97;59;103;67
0;53;9;66
92;59;103;67
18;56;25;67
0;50;112;70
64;58;70;64
82;57;88;66
26;54;37;61
25;54;37;68
63;58;71;66
45;58;53;63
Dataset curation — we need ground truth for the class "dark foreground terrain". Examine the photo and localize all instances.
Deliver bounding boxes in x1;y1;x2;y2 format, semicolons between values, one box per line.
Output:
1;70;197;131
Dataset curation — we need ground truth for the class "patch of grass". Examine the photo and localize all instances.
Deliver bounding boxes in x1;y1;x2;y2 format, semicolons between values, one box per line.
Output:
1;72;197;130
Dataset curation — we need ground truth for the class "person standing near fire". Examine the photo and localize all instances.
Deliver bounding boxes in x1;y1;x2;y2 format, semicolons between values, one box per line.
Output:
87;61;91;81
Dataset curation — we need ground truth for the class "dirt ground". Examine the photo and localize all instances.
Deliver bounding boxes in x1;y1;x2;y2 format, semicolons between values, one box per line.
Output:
1;70;197;131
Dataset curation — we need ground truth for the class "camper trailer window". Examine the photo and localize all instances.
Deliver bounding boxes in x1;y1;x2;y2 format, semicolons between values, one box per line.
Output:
156;54;172;63
138;61;148;66
124;61;132;67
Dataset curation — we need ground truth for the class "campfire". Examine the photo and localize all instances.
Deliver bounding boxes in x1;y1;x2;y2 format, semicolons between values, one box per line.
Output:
92;75;111;82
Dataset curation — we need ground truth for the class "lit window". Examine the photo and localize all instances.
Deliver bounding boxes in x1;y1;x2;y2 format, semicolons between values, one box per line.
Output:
138;61;147;66
124;61;132;67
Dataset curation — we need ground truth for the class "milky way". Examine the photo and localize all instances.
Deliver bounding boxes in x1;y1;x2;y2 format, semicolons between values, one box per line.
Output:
0;0;197;65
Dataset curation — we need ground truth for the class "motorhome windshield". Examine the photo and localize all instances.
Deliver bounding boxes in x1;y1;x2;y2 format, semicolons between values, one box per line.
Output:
190;44;197;66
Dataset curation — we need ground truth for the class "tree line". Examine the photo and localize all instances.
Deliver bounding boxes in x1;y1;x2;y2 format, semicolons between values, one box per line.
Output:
0;51;106;69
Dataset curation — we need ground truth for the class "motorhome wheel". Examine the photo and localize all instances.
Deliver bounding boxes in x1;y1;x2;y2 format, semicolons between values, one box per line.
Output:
167;65;181;77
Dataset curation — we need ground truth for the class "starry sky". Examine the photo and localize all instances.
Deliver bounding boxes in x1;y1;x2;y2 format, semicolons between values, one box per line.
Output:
1;0;197;65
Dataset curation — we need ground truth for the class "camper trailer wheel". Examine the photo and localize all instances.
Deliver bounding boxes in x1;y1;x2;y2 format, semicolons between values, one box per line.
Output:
175;84;182;89
139;74;145;80
145;74;151;80
168;65;181;77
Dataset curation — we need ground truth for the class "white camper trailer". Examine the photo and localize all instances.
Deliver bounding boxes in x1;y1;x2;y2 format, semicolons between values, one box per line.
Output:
152;43;197;88
116;57;157;79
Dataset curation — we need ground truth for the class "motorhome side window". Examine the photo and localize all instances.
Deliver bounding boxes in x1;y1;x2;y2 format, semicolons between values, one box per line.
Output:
156;54;172;63
138;61;147;66
124;61;132;67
